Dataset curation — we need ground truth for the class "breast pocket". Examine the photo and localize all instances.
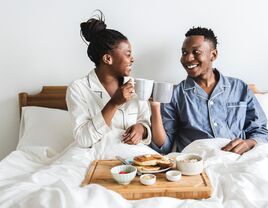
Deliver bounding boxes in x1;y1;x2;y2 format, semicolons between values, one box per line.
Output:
226;101;247;131
126;112;138;128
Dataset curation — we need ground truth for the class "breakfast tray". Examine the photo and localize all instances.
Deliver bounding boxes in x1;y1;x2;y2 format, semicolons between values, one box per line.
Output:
81;160;212;200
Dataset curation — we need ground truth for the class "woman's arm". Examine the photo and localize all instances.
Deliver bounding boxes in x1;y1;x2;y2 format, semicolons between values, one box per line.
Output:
66;83;112;148
122;99;152;145
67;80;135;148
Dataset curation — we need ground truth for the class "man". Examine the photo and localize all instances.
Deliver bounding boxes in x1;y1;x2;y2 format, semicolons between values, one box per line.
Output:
150;27;268;155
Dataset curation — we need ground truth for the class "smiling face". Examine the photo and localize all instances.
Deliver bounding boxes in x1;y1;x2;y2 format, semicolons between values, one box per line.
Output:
180;35;217;79
109;40;134;77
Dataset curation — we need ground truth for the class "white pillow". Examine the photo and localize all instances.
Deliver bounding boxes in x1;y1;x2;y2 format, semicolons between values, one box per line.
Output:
255;93;268;121
17;106;74;154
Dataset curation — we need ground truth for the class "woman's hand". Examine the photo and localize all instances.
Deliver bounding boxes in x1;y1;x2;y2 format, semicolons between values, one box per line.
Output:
110;79;134;106
122;123;146;145
221;138;256;155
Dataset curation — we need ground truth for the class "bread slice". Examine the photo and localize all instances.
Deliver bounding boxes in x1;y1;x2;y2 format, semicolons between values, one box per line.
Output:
133;154;173;167
157;160;173;168
135;165;161;171
133;154;161;166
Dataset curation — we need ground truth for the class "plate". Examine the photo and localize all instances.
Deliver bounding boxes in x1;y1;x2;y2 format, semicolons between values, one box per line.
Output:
126;157;173;174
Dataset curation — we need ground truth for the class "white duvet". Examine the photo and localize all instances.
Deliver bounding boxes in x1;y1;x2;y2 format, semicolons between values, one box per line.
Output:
1;138;268;208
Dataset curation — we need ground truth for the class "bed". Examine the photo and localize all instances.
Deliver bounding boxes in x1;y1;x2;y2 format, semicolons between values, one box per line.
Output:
0;85;268;208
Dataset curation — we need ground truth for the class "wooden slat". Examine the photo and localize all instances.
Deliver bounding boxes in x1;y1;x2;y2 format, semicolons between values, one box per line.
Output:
19;86;67;116
82;160;212;200
248;83;265;94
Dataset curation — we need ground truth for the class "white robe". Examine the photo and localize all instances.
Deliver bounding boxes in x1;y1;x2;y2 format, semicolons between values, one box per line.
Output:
66;69;152;159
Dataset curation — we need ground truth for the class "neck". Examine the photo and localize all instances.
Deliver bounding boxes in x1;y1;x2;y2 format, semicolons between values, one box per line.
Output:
195;69;218;96
195;69;217;88
95;66;118;86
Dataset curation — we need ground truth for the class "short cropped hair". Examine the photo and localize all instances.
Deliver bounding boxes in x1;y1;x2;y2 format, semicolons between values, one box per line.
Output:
185;27;218;49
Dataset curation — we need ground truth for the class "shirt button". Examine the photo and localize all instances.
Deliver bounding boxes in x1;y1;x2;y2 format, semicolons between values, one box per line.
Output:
214;122;218;126
210;101;214;105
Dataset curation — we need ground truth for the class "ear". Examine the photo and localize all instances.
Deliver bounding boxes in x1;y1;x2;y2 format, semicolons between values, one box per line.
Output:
102;54;113;65
210;49;218;62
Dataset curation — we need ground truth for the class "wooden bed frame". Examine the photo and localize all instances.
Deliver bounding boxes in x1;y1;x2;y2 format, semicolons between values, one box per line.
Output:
18;84;260;116
19;86;67;115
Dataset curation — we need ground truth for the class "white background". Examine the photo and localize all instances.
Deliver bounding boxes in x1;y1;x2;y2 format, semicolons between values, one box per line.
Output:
0;0;268;159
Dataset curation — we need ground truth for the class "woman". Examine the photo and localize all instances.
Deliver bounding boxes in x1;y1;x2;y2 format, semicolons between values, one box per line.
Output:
66;11;151;157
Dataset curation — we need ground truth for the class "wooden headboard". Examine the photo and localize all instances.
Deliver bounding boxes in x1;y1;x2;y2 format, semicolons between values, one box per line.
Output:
19;86;68;115
18;84;261;116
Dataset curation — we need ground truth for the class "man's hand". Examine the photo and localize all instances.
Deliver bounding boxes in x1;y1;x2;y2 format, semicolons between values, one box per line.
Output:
221;138;257;155
122;123;146;145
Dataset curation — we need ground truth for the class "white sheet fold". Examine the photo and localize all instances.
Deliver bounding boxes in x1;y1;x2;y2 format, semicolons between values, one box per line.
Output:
1;138;268;207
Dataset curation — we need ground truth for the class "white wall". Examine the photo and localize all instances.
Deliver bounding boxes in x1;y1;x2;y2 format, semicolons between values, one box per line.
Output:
1;0;268;160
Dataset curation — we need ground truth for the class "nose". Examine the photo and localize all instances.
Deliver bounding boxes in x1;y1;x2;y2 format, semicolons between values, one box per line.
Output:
131;55;134;63
184;53;194;62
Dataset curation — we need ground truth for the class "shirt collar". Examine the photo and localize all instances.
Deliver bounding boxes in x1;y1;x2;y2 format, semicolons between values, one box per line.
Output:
87;69;110;100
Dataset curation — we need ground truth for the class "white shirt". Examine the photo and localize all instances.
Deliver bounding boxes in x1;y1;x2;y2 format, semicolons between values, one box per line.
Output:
66;69;151;149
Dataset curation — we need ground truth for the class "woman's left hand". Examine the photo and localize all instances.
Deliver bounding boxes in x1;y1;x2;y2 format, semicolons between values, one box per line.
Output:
122;123;146;145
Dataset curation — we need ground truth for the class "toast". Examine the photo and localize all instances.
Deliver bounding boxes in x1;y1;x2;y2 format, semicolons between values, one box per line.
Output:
135;165;161;172
133;154;161;166
133;154;173;170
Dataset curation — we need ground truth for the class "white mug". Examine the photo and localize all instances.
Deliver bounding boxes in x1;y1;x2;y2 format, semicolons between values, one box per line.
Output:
153;82;173;103
134;78;154;101
123;76;135;85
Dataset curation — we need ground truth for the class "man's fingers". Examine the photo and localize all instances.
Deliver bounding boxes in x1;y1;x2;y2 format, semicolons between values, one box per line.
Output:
234;146;247;155
229;143;244;154
222;139;251;155
231;142;250;154
222;139;241;151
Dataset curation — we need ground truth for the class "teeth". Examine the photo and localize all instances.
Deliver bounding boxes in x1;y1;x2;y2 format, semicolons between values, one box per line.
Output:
187;64;197;69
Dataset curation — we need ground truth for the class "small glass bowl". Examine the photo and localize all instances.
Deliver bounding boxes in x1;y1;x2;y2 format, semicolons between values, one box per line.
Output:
166;170;182;182
140;174;156;185
111;165;137;185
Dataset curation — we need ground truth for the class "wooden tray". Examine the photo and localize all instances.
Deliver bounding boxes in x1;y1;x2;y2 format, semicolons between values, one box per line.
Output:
81;160;212;200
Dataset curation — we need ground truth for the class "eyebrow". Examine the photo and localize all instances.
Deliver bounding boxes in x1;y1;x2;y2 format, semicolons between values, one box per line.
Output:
181;45;202;50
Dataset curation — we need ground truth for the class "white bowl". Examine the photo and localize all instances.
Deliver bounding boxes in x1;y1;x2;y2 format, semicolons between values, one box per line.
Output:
111;165;137;185
176;154;203;175
166;170;181;182
140;174;156;185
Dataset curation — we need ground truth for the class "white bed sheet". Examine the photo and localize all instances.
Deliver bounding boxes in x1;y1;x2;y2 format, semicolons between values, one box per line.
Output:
1;138;268;208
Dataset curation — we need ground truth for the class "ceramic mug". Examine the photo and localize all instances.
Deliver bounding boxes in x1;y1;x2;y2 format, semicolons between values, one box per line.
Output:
152;82;173;103
134;78;154;101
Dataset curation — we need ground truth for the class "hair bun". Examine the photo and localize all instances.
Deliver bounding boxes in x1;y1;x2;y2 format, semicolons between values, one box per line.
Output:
80;19;107;42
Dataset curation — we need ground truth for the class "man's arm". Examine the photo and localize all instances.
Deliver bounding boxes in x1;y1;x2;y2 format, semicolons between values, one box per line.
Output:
150;102;166;147
150;100;179;154
222;87;268;154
